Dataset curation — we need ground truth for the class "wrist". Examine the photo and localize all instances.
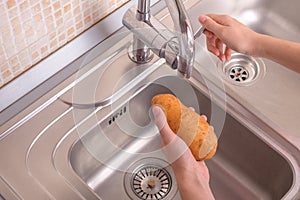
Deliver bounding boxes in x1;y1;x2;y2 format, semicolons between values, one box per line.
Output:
251;33;267;57
176;173;215;200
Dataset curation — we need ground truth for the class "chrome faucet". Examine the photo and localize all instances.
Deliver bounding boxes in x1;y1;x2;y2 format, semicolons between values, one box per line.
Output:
123;0;195;78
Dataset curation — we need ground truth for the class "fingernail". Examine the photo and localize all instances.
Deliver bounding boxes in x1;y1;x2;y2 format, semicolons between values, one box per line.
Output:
222;55;226;61
199;15;207;23
152;105;167;131
201;115;207;121
152;105;162;118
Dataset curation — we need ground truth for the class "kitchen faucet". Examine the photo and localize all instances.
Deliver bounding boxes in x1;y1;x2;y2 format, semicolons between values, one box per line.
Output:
123;0;195;78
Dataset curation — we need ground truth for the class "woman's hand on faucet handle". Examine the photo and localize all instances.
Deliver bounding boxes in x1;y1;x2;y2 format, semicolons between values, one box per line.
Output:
198;14;261;61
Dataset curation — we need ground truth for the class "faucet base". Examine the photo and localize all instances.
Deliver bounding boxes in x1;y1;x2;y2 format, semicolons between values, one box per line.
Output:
128;43;154;64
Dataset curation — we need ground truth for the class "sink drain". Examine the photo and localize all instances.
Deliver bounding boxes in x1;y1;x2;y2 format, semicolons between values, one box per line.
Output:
217;52;266;86
131;165;171;199
124;158;178;200
229;65;249;82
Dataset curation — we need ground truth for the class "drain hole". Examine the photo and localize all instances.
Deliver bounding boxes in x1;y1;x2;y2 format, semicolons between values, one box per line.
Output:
132;166;171;199
217;53;266;86
229;66;249;82
124;158;178;200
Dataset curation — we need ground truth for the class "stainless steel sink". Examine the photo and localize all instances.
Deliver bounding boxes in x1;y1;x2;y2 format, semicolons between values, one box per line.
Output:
1;0;299;200
68;0;300;199
69;73;297;200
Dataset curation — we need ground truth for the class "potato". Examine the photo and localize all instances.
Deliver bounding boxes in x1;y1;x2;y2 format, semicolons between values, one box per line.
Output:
152;94;217;160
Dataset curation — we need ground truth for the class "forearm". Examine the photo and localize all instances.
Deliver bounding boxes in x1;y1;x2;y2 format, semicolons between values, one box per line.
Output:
172;162;215;200
256;34;300;73
175;173;215;200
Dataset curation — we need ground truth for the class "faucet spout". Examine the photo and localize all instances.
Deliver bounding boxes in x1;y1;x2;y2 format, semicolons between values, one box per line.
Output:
122;0;195;78
164;0;195;78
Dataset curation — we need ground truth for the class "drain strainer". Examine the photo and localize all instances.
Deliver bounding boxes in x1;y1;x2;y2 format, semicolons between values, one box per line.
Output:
229;65;249;82
217;52;266;86
131;165;171;199
124;158;178;200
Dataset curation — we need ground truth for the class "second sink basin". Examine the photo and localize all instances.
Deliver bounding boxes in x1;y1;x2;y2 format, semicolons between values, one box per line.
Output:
69;74;295;200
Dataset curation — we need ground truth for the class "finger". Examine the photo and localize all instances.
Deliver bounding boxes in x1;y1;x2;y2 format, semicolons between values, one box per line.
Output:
152;105;167;131
188;107;195;112
203;30;214;39
162;133;191;164
200;115;207;121
219;54;225;62
206;36;220;56
152;106;176;145
216;38;225;61
224;46;232;60
198;15;223;34
205;14;232;26
152;106;192;163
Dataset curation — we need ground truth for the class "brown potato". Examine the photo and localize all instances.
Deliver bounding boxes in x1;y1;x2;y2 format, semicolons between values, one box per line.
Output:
152;94;218;160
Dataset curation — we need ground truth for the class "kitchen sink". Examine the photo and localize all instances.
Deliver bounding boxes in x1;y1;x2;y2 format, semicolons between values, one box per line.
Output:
69;73;296;200
1;0;299;199
68;0;300;199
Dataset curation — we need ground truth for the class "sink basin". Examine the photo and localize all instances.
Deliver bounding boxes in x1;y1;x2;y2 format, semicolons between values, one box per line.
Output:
70;74;295;200
68;0;300;199
189;0;300;42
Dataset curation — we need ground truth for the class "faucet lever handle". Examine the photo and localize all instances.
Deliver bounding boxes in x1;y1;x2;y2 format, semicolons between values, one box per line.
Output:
194;26;206;40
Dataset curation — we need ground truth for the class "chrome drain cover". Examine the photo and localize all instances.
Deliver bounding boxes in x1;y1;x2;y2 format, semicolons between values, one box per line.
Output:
229;65;249;82
217;52;266;86
132;165;171;199
124;158;178;200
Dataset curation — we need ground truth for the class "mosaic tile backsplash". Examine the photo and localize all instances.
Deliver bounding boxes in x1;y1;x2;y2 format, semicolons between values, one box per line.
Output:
0;0;129;87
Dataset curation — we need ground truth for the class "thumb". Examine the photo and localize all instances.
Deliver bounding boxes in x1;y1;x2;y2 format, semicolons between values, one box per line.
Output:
152;105;189;163
152;105;176;145
198;15;222;34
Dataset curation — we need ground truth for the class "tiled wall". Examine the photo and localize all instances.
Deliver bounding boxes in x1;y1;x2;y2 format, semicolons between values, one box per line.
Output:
0;0;129;88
